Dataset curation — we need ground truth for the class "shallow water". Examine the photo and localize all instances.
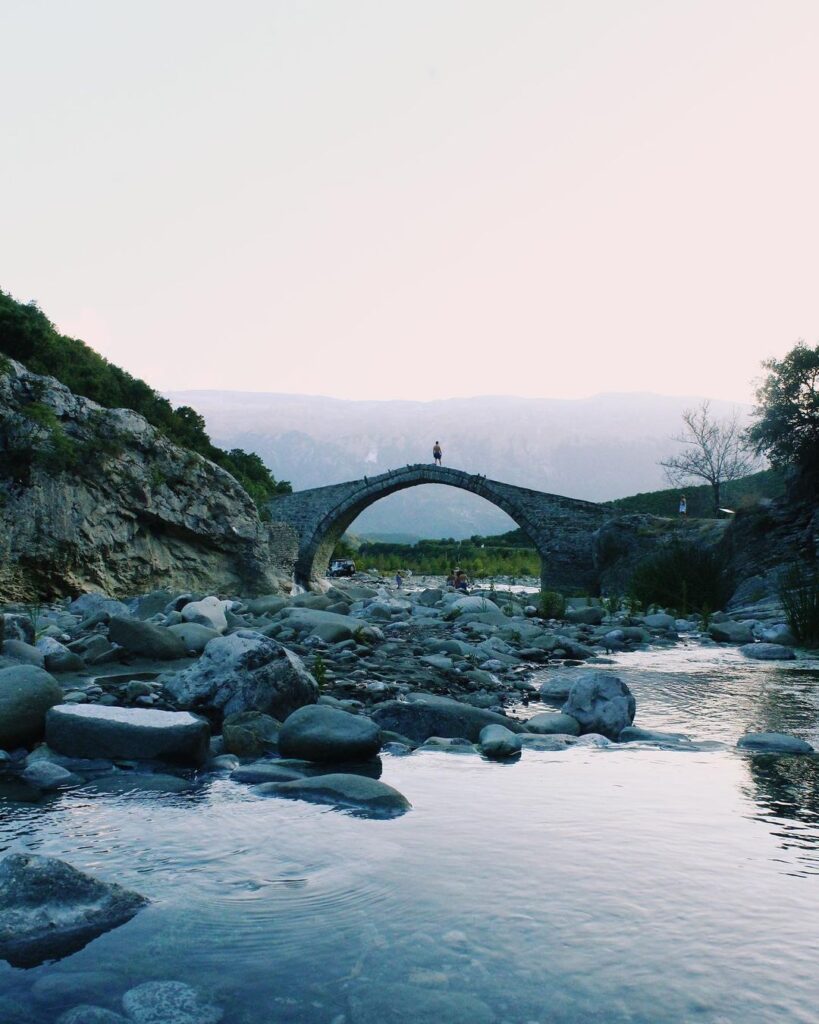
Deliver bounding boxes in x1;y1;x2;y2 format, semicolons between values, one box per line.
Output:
2;644;819;1023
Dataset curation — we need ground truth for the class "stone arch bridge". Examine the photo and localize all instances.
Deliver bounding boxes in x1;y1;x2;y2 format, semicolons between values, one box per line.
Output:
267;465;613;591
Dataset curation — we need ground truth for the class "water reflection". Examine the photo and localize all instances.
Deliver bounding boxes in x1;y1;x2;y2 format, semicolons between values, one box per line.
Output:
743;753;819;875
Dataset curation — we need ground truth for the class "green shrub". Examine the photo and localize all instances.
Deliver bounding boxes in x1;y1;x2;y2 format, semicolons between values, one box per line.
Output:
628;540;733;615
539;590;566;619
778;562;819;646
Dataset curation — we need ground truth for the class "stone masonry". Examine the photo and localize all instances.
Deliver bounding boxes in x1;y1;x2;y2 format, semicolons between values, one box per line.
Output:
266;465;614;591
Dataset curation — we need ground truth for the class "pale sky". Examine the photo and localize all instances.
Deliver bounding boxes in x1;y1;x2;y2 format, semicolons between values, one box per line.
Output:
1;1;817;403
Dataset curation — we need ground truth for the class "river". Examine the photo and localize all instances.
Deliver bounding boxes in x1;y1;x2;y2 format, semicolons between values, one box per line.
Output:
1;643;818;1023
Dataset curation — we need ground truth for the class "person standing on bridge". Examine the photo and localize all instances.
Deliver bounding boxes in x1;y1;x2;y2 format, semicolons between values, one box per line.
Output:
433;441;442;466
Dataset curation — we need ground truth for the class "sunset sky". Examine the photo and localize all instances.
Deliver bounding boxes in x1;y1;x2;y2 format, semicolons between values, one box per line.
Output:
2;0;817;403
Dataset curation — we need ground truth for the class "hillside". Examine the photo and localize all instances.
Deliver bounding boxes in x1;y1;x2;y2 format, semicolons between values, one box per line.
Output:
610;469;784;518
0;290;289;506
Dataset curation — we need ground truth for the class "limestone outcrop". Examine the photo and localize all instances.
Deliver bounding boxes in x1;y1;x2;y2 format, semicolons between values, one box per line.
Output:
0;360;292;599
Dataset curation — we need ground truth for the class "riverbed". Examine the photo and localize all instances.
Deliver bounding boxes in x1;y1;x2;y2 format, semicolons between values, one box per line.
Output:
2;644;818;1023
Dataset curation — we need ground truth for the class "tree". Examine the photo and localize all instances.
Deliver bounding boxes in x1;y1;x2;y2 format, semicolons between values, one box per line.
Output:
746;342;819;476
660;400;757;516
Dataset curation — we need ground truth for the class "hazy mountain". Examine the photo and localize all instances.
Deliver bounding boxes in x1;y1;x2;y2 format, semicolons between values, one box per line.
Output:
165;391;753;539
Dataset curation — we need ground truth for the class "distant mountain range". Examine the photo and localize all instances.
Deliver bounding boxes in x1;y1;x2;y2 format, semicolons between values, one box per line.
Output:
165;390;753;539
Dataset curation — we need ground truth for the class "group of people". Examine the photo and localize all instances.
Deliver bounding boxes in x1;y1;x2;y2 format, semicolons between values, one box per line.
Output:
446;567;469;591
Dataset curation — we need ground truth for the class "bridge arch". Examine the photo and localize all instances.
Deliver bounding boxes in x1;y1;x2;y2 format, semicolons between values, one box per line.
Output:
267;464;613;592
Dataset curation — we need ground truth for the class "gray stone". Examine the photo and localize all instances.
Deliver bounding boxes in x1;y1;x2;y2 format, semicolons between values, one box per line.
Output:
2;639;45;666
180;597;229;634
164;632;318;721
256;773;410;818
70;594;130;618
561;672;636;739
737;732;814;754
108;616;187;660
0;665;63;748
478;724;522;758
760;623;797;646
46;704;210;766
21;760;77;791
279;705;381;763
36;636;85;672
738;643;796;661
222;710;281;756
57;1008;130;1024
518;734;574;750
566;606;604;625
524;711;581;736
122;980;223;1024
538;674;576;701
245;594;288;616
0;853;147;968
370;694;524;743
2;613;35;643
643;612;677;629
709;621;754;644
232;761;308;784
85;773;192;794
167;622;220;654
618;726;693;744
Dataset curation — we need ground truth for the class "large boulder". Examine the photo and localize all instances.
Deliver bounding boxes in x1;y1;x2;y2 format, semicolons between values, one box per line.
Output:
709;621;754;644
256;773;410;818
163;631;318;721
0;665;63;748
760;623;797;646
180;596;230;634
278;608;364;643
561;672;636;739
566;606;604;626
108;616;187;661
278;705;381;763
370;694;524;743
739;643;796;661
2;613;35;644
0;853;147;968
46;704;210;766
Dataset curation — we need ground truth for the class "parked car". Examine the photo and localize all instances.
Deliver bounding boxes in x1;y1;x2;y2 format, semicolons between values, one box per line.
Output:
329;559;356;578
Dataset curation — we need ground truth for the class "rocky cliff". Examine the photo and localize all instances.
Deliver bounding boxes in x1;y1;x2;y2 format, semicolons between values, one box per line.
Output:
0;361;293;600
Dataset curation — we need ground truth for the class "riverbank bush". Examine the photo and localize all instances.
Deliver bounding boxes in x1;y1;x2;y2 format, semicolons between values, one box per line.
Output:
778;562;819;646
628;541;733;615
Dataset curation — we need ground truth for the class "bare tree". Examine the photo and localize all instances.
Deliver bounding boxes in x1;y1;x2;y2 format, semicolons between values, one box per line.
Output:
660;400;758;516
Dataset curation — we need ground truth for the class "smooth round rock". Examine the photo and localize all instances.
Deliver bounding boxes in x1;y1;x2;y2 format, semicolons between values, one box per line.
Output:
737;732;814;754
0;665;62;748
523;712;581;736
738;643;796;661
255;773;410;818
478;724;522;759
278;705;381;763
122;980;223;1024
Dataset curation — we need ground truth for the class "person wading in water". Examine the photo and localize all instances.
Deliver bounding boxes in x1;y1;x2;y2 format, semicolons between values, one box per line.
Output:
433;441;442;466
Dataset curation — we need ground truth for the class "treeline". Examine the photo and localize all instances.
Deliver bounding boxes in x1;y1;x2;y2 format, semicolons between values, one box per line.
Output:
611;468;783;518
0;290;290;507
335;529;539;578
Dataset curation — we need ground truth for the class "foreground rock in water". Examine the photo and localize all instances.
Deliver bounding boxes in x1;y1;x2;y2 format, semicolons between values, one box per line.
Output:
0;665;63;748
738;642;796;661
163;632;318;721
256;773;411;818
278;704;382;763
0;853;147;968
46;704;211;766
370;694;525;743
561;672;636;739
121;980;224;1024
478;724;522;759
737;732;815;754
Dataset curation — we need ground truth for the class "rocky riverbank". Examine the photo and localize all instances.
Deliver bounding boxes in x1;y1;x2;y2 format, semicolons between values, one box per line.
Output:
1;578;810;803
